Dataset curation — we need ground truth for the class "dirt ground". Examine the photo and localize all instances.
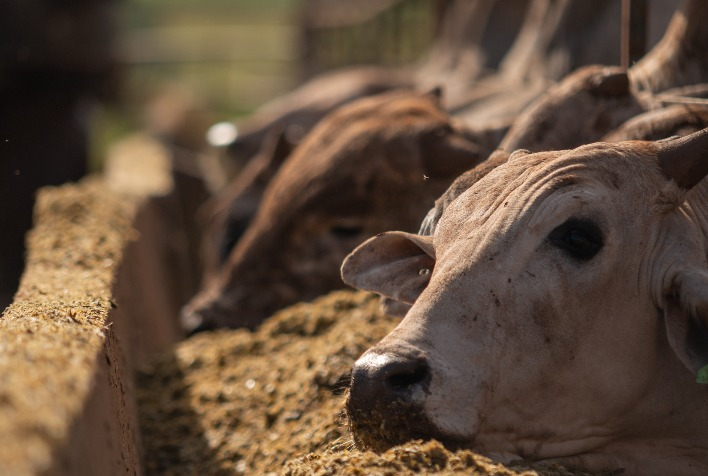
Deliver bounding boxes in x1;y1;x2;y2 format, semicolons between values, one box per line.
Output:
137;290;611;476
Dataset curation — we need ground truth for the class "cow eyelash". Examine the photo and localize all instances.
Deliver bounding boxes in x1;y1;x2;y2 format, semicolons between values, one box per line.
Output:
330;225;364;238
548;218;604;261
219;219;249;263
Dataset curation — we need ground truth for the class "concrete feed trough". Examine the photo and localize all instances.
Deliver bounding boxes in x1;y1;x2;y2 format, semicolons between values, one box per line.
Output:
0;135;196;475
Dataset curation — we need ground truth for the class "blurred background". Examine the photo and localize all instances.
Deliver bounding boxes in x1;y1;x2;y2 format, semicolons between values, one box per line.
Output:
100;0;439;168
0;0;441;308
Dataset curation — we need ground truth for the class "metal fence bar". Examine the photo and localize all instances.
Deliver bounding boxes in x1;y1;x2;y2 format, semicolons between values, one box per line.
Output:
621;0;648;69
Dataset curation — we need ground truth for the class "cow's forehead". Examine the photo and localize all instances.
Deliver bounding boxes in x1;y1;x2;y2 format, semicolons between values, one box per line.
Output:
436;142;668;243
263;96;455;213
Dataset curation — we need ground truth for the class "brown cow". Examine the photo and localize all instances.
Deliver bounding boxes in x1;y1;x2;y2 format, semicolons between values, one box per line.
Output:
499;65;645;153
198;130;294;288
182;89;487;332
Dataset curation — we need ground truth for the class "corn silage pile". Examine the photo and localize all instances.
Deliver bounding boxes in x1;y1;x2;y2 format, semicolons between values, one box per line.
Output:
138;291;607;476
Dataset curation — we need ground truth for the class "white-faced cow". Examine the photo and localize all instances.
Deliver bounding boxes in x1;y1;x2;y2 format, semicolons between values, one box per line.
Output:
342;130;708;475
182;90;488;332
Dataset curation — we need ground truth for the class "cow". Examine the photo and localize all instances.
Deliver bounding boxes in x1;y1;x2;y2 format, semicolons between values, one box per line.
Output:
498;65;644;153
341;129;708;475
181;89;489;333
197;129;294;288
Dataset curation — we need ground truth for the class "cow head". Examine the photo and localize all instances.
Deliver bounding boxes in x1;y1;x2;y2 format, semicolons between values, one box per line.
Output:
500;65;644;153
198;129;294;288
342;129;708;467
182;89;486;332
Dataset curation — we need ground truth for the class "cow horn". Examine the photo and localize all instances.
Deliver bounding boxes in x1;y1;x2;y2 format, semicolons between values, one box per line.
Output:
657;127;708;190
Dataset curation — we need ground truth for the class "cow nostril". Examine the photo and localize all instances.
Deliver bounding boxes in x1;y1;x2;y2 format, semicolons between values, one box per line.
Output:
349;353;430;410
386;361;429;393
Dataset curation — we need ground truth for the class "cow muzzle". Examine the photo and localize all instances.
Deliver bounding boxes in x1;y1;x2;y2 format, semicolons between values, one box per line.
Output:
180;288;260;334
347;350;439;451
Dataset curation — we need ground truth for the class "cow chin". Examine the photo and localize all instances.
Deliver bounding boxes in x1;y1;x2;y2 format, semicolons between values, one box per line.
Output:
345;390;465;453
181;291;268;334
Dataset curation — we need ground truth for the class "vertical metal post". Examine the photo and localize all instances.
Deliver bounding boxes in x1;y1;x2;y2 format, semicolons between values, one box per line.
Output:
621;0;648;69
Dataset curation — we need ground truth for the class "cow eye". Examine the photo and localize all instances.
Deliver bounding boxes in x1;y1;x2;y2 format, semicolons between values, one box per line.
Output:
219;218;249;263
433;124;454;136
330;225;364;239
549;219;603;261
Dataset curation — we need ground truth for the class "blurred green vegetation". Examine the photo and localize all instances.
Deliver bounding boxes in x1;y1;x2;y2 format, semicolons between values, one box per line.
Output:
90;0;437;171
125;0;297;24
90;0;300;170
121;0;300;115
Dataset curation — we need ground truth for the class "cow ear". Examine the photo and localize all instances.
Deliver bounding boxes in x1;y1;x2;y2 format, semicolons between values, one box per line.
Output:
421;86;443;106
592;69;629;97
663;267;708;382
265;129;295;171
341;231;435;304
